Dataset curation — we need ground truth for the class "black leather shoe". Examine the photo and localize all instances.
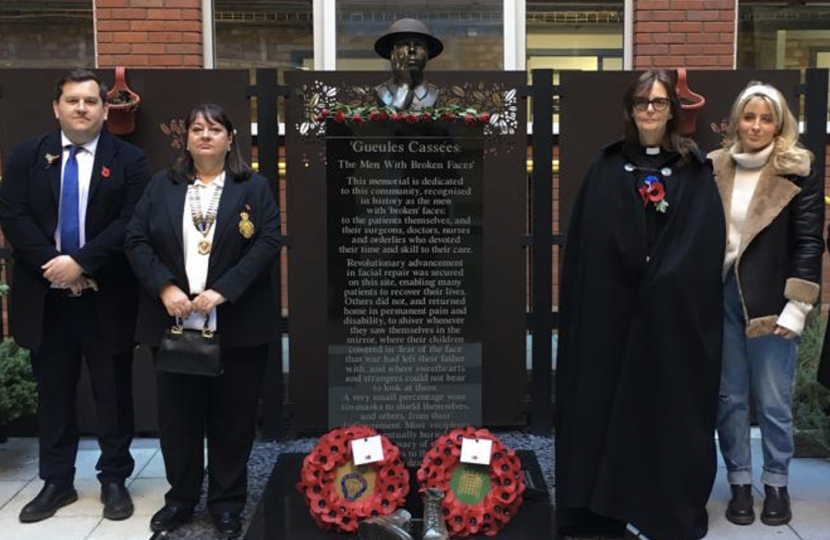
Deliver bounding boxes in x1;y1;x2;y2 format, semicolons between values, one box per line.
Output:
761;485;792;526
19;483;78;523
150;505;193;532
213;510;243;539
101;482;134;520
725;484;755;525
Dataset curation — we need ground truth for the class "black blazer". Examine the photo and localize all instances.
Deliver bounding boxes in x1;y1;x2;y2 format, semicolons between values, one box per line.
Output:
124;169;281;348
0;130;150;353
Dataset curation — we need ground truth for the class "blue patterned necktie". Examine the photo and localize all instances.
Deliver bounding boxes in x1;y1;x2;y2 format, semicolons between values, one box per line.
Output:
60;145;81;255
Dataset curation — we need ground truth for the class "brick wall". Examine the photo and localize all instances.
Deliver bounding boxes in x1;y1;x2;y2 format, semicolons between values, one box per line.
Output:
0;21;94;69
96;0;202;68
634;0;736;69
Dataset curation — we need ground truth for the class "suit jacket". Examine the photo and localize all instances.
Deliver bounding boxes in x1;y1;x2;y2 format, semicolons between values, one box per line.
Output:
125;169;281;348
0;130;150;353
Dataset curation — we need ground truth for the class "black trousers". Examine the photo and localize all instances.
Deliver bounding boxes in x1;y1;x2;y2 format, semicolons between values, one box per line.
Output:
30;290;135;486
155;344;268;514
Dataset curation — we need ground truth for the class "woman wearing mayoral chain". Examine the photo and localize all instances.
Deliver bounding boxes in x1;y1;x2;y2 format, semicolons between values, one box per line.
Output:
125;103;281;537
556;69;725;540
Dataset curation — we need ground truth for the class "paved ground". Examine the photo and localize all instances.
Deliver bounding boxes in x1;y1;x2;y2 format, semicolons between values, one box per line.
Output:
0;438;166;540
1;431;829;540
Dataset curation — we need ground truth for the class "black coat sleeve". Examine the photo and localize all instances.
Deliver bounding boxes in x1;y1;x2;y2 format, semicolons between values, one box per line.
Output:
73;143;150;276
788;168;824;287
124;173;177;296
0;139;61;271
211;175;281;303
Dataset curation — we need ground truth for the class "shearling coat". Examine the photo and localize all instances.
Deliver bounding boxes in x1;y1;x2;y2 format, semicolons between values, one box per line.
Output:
709;149;824;337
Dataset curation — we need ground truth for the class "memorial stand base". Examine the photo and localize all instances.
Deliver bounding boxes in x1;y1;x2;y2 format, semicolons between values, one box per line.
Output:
244;451;555;540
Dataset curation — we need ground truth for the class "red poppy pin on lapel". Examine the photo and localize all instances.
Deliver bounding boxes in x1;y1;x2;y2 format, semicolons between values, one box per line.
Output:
101;166;111;179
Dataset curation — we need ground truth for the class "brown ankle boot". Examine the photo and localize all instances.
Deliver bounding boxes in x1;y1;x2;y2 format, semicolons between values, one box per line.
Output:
725;484;754;525
761;485;791;526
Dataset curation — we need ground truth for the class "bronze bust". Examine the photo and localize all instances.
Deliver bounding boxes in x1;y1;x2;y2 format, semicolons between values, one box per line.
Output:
373;18;443;110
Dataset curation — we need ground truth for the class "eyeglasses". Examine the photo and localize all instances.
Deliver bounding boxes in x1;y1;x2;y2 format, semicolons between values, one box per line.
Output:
632;98;670;111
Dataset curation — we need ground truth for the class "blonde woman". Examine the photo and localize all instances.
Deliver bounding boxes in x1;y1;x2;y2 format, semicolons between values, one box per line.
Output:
711;82;823;527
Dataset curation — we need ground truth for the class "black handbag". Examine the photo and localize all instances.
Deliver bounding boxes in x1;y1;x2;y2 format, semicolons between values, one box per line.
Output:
155;315;222;377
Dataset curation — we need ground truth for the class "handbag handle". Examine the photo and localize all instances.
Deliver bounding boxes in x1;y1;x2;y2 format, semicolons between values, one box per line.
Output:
171;313;214;339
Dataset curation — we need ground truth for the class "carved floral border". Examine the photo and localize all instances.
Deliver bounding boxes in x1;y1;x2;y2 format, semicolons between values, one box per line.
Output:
295;80;519;142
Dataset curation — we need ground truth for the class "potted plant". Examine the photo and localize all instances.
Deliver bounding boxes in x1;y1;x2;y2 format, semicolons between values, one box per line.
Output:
792;314;830;457
0;281;37;442
105;66;141;135
0;340;37;442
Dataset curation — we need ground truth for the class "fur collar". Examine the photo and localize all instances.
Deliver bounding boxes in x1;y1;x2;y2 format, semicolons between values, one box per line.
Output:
709;148;801;264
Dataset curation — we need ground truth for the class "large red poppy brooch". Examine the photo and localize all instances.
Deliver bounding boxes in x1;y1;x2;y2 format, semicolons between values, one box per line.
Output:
638;174;669;213
417;427;525;537
296;425;409;532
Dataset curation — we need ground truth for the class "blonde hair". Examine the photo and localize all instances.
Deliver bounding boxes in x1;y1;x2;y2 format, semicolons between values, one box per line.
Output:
722;81;813;172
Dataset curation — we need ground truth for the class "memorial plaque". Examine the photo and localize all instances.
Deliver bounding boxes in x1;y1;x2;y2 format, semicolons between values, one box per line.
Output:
286;71;527;434
327;121;483;464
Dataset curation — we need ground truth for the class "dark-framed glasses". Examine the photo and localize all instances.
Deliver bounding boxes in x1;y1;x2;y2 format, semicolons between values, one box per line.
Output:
633;97;670;111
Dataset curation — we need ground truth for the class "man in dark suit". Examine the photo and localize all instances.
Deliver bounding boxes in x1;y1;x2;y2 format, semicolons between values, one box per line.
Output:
0;69;150;523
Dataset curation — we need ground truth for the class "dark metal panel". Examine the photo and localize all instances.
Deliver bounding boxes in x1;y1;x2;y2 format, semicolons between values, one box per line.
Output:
254;68;287;441
530;69;554;435
804;68;829;186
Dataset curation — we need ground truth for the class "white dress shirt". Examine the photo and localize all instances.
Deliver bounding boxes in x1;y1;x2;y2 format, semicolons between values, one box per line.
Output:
54;132;99;252
181;172;225;331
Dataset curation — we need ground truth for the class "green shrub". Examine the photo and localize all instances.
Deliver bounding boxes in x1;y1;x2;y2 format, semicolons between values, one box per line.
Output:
0;338;37;424
792;314;830;452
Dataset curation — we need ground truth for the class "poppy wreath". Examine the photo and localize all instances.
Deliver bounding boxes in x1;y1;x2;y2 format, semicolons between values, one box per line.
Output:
296;425;410;533
417;427;525;537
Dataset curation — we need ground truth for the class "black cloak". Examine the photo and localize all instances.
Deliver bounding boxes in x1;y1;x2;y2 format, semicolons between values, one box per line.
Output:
555;141;725;540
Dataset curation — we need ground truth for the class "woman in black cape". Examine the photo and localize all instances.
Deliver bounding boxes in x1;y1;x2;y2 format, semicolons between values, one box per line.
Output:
555;69;725;540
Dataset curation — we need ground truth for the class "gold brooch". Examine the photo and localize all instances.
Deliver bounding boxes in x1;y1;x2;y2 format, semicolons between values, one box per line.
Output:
238;211;255;239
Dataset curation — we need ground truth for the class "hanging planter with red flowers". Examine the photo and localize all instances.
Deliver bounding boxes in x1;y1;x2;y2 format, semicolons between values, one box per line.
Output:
417;427;525;537
296;425;410;533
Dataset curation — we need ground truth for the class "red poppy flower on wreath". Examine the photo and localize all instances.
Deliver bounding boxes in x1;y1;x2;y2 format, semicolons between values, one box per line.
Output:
296;425;409;533
417;427;525;537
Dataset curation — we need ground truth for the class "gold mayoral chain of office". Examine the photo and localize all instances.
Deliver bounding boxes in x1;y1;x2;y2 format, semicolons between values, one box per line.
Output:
187;180;224;256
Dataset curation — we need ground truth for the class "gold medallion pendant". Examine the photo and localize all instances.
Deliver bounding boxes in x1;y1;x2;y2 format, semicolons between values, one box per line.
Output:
197;239;212;255
238;211;255;239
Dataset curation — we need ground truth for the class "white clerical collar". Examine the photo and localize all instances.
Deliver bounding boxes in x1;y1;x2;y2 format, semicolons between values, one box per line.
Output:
645;146;661;155
61;132;100;156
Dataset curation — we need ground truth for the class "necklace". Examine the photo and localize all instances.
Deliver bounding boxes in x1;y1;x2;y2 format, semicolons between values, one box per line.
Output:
187;180;223;255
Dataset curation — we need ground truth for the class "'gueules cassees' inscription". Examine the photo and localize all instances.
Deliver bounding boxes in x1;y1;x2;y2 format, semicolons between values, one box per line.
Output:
327;121;483;465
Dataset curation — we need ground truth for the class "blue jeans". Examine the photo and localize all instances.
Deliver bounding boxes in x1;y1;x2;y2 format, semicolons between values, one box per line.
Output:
716;270;796;487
